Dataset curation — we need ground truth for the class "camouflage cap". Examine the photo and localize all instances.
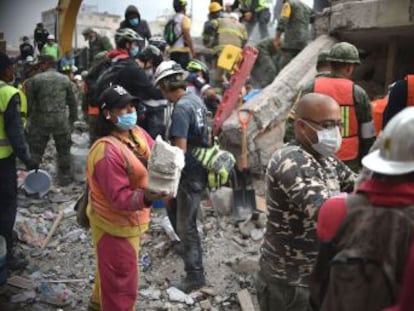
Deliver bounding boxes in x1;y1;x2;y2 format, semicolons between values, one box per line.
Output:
327;42;360;64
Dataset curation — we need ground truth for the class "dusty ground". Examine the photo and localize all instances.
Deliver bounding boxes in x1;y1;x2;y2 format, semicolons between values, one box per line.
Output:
0;172;265;311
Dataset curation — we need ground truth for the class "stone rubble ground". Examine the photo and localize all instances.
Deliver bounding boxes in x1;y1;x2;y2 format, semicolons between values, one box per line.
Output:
0;131;268;311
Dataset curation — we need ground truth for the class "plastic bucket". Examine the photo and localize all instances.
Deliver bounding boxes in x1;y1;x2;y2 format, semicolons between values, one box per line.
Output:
0;236;7;286
24;169;52;198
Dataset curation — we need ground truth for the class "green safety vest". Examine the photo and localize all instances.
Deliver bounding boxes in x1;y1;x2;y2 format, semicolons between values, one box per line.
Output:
240;0;268;11
42;43;59;60
0;81;28;159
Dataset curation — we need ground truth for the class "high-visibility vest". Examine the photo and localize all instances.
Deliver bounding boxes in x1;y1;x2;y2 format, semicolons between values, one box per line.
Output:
0;81;27;159
407;75;414;106
371;97;388;136
86;128;151;237
240;0;268;11
314;77;359;161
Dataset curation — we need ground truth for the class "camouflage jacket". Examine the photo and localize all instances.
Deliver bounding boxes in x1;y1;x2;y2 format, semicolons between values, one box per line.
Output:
277;0;312;51
250;38;282;88
89;35;113;64
26;69;78;131
260;143;355;287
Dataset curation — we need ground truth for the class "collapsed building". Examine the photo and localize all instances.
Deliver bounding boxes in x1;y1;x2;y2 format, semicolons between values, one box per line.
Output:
221;0;414;173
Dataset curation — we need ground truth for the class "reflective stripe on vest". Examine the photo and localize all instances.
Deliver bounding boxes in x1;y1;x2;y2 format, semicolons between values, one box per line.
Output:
0;82;20;159
314;77;359;161
406;75;414;106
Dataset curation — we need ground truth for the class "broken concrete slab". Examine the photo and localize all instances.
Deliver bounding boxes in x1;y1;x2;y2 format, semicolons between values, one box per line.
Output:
167;287;195;305
237;289;255;311
220;35;337;171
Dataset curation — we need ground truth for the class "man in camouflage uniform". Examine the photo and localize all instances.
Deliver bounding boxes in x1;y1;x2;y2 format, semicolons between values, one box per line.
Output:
82;27;113;68
276;0;313;70
301;42;376;171
249;36;283;89
257;93;355;311
26;55;78;186
235;0;271;40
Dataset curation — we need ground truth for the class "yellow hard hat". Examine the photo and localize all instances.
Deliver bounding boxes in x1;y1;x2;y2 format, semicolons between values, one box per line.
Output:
209;2;223;13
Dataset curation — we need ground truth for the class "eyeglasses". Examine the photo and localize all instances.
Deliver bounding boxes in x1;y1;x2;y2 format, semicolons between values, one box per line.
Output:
301;118;343;130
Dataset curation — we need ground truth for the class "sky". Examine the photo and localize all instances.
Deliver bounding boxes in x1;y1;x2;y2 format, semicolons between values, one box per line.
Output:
0;0;313;47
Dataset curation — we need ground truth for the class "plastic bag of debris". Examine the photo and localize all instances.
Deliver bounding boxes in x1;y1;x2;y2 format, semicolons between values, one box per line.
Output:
147;136;185;197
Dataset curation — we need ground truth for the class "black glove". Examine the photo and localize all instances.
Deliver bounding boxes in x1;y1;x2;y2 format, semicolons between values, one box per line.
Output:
26;159;39;172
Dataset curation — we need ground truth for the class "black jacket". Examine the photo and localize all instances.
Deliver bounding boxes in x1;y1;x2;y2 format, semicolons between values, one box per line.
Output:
119;5;152;40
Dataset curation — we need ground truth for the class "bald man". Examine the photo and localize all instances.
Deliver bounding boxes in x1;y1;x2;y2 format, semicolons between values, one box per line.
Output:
256;93;356;311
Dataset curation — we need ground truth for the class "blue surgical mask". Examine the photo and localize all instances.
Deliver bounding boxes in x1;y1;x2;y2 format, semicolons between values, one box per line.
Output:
130;46;140;57
116;111;137;130
129;18;140;26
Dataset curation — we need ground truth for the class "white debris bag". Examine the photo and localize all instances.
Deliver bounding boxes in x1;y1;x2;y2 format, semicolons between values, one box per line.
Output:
147;136;185;197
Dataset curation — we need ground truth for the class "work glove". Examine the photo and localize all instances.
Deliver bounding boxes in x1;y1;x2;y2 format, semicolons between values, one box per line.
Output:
26;159;39;172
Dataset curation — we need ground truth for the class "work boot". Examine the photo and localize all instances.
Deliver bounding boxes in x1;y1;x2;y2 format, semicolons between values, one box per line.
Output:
171;270;206;293
6;252;28;271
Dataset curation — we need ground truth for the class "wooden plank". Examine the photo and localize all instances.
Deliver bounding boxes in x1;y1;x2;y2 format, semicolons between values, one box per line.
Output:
384;37;398;92
237;289;255;311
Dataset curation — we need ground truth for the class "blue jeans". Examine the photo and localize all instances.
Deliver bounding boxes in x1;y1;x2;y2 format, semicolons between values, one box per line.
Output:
256;271;311;311
167;171;206;273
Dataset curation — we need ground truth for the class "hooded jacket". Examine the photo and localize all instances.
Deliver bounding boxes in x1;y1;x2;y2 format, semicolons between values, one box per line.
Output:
119;5;152;41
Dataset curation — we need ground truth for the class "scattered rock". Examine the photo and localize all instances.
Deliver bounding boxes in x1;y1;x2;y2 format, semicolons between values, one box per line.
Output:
167;287;195;305
199;299;212;310
140;288;161;300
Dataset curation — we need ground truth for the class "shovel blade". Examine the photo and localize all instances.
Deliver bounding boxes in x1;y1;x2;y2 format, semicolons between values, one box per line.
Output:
233;188;256;222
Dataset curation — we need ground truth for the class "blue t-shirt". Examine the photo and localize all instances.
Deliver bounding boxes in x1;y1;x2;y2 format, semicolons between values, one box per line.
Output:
169;92;209;175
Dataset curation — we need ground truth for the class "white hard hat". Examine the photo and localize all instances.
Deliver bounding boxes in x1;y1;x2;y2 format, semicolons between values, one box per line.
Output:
154;60;184;86
362;106;414;175
47;34;55;40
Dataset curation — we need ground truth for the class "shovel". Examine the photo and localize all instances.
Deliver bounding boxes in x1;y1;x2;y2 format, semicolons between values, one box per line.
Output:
233;108;257;222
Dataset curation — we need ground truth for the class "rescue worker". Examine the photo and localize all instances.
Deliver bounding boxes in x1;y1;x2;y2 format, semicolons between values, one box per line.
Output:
0;52;38;270
19;36;34;61
312;107;414;311
82;27;113;68
41;34;59;61
119;5;152;44
154;60;209;293
34;22;49;53
276;0;313;70
382;75;414;128
186;59;221;115
236;0;271;40
168;0;195;69
25;55;78;186
203;2;247;88
86;85;168;311
135;45;164;80
149;36;168;55
249;35;283;89
301;42;376;170
202;2;247;53
257;93;355;311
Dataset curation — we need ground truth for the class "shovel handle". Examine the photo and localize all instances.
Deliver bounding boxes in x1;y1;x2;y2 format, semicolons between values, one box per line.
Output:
238;109;253;170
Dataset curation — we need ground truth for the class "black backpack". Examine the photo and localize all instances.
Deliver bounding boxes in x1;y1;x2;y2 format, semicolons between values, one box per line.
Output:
310;194;414;311
163;17;183;46
84;57;112;107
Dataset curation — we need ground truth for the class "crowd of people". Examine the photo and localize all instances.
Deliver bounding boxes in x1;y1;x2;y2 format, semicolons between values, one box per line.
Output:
1;0;414;310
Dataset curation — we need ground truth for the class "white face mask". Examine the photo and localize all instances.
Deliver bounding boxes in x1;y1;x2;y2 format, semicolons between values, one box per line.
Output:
312;126;342;157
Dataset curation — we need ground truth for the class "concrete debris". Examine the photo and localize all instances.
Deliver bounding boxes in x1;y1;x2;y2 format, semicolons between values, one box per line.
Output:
199;299;212;310
148;136;185;197
11;290;37;303
237;289;255;311
7;276;35;289
167;287;195;305
210;187;233;216
140;288;162;300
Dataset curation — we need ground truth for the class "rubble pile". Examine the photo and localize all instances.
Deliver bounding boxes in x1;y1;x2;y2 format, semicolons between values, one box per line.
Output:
1;140;268;311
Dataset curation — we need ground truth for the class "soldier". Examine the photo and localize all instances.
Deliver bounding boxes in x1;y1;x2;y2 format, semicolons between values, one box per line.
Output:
82;27;113;68
26;55;78;186
256;93;355;311
249;35;283;89
276;0;313;70
301;42;376;171
315;50;331;78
